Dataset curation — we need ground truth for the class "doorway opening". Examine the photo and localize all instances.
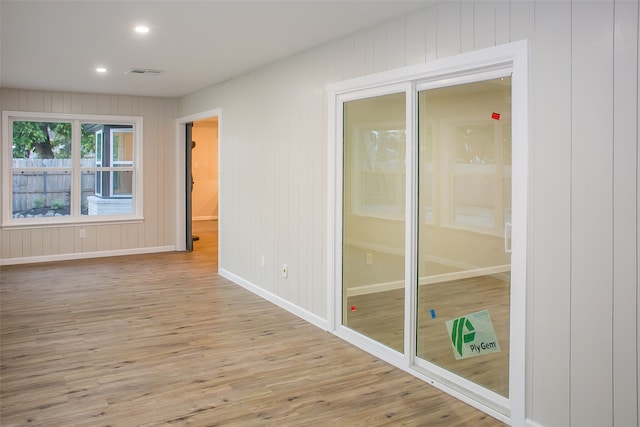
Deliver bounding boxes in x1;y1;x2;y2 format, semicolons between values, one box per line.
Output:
176;109;221;266
187;117;219;255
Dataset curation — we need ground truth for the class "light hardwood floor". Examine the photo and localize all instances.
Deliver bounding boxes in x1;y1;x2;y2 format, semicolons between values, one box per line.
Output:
1;221;504;426
346;275;510;397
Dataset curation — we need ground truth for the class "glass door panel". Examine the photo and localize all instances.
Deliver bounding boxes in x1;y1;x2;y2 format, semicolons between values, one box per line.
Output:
417;78;512;397
342;92;406;353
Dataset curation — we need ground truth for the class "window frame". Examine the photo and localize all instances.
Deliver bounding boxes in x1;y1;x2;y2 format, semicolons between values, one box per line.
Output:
2;111;144;227
108;127;134;198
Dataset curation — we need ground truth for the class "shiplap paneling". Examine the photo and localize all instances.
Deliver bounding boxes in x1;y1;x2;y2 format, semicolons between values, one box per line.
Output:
142;97;160;248
249;81;266;291
476;3;494;49
50;92;65;113
341;38;358;81
172;2;638;426
20;229;30;255
637;15;640;423
405;11;428;66
254;94;268;292
460;0;475;52
612;2;639;426
8;229;20;258
1;229;10;257
58;227;73;254
80;93;97;114
42;92;52;113
387;19;406;71
81;226;97;253
436;0;462;58
275;75;293;302
96;225;111;252
529;2;572;425
96;95;112;115
41;227;52;256
571;2;615;426
262;78;277;296
494;0;511;45
160;96;177;247
26;91;44;112
425;8;438;62
511;1;536;417
110;223;122;249
1;89;177;263
29;228;42;256
510;1;534;47
637;6;640;422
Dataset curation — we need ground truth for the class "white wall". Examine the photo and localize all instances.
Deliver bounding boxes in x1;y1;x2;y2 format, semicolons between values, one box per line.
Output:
176;1;638;426
0;90;178;262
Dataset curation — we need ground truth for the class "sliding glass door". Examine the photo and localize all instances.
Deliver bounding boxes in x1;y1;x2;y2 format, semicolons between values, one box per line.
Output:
337;74;516;413
331;41;527;422
342;92;406;353
416;78;512;398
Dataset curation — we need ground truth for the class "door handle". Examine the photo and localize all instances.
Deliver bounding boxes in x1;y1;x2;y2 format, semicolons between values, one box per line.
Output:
504;222;512;253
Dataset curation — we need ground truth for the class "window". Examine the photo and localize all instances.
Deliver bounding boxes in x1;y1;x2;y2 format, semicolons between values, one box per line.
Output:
2;112;143;225
109;128;134;197
351;127;406;219
95;129;103;196
447;119;512;231
345;92;407;220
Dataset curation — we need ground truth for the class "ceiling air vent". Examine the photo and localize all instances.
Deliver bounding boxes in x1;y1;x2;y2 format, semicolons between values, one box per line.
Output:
126;68;164;76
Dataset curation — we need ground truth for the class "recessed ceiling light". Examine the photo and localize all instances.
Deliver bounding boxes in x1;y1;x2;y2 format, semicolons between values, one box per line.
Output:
96;67;107;73
135;25;150;34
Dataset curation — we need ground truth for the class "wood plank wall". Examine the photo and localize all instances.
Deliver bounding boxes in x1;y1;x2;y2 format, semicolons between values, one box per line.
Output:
178;2;638;426
0;91;178;262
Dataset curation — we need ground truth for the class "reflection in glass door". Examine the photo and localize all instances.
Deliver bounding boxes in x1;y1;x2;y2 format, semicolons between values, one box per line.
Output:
342;92;406;353
416;78;512;397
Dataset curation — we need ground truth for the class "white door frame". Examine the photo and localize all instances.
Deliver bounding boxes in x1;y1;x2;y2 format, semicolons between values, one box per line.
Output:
175;108;222;252
327;40;528;426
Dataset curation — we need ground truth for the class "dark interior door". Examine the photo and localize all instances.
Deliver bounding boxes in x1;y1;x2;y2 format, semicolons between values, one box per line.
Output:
186;122;194;251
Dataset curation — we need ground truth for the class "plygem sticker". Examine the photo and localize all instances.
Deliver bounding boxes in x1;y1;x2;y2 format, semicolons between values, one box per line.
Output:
445;309;500;360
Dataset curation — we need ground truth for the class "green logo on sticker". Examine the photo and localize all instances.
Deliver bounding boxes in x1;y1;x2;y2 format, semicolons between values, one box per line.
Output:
451;316;475;356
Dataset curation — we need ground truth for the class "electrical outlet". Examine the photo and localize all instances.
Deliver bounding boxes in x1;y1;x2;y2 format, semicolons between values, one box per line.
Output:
365;252;373;266
79;228;86;239
260;255;265;268
281;264;288;278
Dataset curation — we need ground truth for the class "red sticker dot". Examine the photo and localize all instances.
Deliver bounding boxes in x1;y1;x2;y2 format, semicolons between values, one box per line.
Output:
350;306;357;312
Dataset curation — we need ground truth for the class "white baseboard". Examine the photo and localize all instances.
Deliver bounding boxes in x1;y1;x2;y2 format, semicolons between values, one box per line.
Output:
344;238;404;256
193;216;217;221
347;279;405;296
344;239;507;272
346;264;510;297
218;268;328;331
0;245;176;266
525;419;546;427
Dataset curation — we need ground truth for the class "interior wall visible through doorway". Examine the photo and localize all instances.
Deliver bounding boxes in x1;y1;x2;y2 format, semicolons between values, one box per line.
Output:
191;118;219;221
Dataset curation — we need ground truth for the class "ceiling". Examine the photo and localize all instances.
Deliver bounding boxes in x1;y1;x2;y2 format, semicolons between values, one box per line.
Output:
0;0;440;98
